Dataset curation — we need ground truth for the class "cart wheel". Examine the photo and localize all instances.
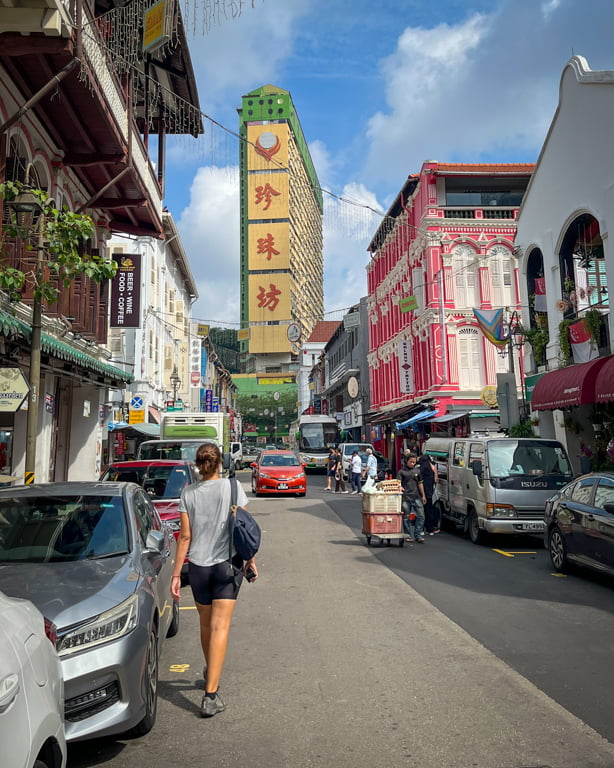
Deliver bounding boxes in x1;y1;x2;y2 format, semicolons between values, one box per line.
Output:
399;538;404;547
366;535;371;546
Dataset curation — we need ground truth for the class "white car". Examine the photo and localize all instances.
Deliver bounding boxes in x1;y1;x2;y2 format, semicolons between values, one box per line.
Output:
0;591;66;768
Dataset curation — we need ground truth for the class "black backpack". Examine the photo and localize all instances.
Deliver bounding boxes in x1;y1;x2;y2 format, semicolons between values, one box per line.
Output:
228;477;261;561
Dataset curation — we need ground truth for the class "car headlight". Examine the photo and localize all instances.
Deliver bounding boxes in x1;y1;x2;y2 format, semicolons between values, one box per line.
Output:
57;593;139;656
486;503;517;518
259;472;274;479
166;519;181;532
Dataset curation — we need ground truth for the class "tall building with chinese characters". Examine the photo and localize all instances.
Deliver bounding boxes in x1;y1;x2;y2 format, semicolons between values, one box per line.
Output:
238;84;324;375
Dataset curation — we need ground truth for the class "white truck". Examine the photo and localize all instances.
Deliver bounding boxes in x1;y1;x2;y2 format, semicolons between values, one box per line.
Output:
137;412;235;474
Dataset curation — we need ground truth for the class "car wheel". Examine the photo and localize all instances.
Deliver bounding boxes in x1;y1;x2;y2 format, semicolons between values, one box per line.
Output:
251;478;259;497
549;525;569;573
167;599;179;638
235;462;241;471
33;761;51;768
127;625;159;737
468;508;486;545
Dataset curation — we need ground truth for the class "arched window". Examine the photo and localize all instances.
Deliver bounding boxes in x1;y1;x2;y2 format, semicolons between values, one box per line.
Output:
451;245;477;309
488;245;513;307
458;327;483;389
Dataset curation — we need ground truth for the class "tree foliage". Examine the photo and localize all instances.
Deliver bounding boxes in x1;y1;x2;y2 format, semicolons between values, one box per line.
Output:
0;181;117;304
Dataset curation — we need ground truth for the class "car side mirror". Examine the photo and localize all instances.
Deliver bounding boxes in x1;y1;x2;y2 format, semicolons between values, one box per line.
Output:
471;459;483;477
604;502;614;515
145;529;165;554
250;462;257;469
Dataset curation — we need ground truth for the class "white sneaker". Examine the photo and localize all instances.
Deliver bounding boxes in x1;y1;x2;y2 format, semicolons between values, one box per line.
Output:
341;491;349;494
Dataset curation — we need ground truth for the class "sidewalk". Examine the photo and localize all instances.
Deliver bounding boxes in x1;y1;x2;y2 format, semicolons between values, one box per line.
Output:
186;492;614;768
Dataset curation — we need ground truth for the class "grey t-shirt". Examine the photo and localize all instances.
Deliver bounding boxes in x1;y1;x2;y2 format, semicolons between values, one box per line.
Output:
179;478;249;566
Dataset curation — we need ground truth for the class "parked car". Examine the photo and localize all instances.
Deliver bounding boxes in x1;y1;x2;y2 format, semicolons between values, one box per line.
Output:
0;482;178;742
423;436;574;544
251;450;307;497
337;442;376;480
0;590;66;768
545;471;614;577
100;460;199;540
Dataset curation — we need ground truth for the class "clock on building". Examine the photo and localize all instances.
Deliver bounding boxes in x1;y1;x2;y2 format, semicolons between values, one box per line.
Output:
287;323;301;343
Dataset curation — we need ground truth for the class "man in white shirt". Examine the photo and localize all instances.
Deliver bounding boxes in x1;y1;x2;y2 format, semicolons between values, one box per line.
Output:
350;451;362;493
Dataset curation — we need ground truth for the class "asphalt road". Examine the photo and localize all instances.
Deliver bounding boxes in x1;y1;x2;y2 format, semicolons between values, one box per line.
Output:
68;471;614;768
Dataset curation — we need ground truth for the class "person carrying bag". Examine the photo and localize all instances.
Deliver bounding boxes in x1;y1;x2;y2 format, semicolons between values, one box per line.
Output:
171;443;258;718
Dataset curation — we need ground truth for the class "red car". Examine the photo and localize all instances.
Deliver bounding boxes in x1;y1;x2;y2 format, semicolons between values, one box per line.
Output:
251;450;306;497
100;460;199;579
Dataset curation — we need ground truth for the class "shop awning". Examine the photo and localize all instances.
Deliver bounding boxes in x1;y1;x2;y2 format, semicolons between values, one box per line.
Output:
427;411;469;423
107;422;160;437
531;357;608;411
369;404;423;424
595;355;614;403
396;408;439;428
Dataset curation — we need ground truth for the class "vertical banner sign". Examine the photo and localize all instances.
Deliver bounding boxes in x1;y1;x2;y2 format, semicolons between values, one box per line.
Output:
204;389;213;412
190;337;202;388
398;340;415;394
110;255;141;328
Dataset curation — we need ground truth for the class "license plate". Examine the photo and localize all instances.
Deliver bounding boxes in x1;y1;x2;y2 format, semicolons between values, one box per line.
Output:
278;483;288;490
522;522;544;530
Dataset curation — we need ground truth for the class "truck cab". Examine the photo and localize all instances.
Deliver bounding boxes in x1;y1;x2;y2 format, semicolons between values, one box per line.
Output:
423;436;574;544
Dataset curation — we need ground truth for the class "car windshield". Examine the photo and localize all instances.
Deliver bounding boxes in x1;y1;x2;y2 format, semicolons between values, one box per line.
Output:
0;494;129;563
139;441;205;460
102;466;192;499
487;440;573;479
261;454;301;467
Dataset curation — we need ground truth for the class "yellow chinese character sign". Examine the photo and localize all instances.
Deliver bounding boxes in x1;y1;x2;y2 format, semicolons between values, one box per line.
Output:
247;124;289;170
248;223;289;270
247;174;289;220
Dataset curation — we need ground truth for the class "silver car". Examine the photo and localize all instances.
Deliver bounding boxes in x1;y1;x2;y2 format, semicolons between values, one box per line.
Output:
0;481;178;742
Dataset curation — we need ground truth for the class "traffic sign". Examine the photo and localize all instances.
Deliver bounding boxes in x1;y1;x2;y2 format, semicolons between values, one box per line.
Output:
0;368;30;412
130;395;144;410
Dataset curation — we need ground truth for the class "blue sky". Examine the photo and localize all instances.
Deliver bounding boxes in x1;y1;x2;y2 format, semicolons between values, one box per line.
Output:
164;0;614;327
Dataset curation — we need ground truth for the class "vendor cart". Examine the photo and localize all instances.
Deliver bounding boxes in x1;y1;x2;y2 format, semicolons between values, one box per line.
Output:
361;491;404;546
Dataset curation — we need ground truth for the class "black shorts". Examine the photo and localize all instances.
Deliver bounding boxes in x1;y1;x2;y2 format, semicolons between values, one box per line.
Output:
188;557;243;605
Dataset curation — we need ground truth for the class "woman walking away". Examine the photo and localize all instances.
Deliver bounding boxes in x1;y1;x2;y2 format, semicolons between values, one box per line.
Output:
419;454;439;534
171;442;258;718
325;446;336;491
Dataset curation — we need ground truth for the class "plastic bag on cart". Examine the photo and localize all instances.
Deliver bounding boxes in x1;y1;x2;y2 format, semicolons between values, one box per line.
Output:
362;477;376;493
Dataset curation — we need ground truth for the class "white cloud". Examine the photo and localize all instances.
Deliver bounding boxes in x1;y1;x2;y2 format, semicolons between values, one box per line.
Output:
177;165;240;326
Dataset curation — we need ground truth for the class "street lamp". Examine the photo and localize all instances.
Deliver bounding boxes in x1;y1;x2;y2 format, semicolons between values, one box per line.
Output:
170;365;181;402
7;189;44;484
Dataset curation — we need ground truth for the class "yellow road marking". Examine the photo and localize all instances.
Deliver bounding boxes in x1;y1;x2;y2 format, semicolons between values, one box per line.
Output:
493;549;514;557
551;572;568;578
492;549;537;557
169;664;191;673
179;605;197;610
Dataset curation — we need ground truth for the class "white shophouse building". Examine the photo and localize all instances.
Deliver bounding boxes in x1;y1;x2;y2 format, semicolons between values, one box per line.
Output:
515;55;614;471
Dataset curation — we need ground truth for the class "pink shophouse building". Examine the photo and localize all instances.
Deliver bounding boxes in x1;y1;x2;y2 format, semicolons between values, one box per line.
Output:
366;161;534;469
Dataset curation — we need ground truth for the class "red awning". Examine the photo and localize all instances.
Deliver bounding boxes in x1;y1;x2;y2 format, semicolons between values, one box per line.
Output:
532;357;608;411
595;355;614;403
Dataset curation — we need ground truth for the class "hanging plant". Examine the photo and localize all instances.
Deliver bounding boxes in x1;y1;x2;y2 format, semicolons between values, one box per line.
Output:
556;298;572;313
558;318;573;363
524;325;549;366
583;308;602;347
508;420;535;438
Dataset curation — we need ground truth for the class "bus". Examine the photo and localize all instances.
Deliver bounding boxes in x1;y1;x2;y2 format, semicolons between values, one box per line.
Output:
289;414;339;471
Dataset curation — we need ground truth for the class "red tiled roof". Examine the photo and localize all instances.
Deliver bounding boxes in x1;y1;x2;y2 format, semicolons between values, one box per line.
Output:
434;163;535;173
307;321;342;343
